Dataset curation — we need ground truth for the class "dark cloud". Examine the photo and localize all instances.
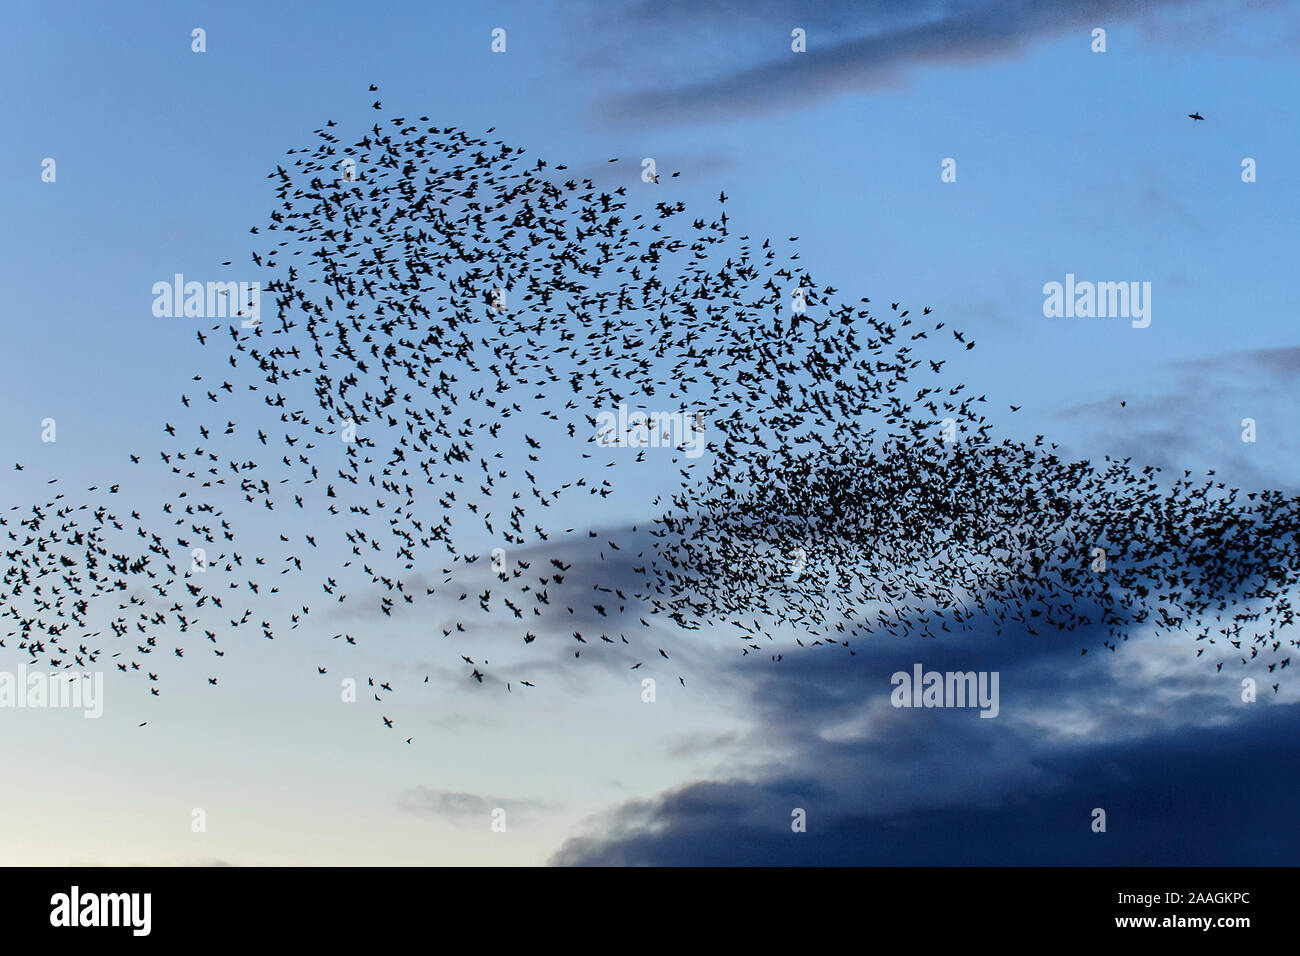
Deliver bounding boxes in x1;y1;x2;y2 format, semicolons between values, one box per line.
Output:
553;704;1300;864
551;604;1298;864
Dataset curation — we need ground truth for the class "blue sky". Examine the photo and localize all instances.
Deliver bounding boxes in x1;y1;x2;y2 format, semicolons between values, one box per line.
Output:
1;0;1297;865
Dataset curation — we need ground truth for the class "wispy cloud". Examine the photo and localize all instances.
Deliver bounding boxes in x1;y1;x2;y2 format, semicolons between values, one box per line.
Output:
586;0;1198;124
398;786;549;825
1054;346;1300;489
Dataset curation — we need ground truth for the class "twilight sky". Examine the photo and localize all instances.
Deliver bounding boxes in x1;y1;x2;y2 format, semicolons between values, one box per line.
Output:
1;0;1297;865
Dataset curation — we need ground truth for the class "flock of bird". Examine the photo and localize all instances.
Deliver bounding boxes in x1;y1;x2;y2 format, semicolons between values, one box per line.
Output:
3;92;1296;732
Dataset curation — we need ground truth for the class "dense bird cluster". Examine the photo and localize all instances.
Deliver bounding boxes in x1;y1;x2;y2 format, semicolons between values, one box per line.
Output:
3;92;1297;727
